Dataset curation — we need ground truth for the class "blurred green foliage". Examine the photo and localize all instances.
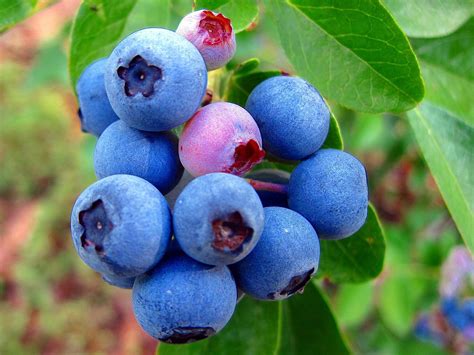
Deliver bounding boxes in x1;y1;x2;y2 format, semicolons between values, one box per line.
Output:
0;1;470;354
0;62;75;198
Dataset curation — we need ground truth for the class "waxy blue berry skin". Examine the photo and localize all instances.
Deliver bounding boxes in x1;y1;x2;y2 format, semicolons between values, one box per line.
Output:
288;149;368;240
173;173;264;266
231;207;319;301
441;298;470;331
133;253;236;343
76;58;119;136
70;175;171;277
245;76;330;160
94;120;184;194
105;28;207;132
102;273;135;289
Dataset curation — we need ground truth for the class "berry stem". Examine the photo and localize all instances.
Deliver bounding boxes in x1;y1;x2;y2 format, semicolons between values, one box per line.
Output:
246;179;288;194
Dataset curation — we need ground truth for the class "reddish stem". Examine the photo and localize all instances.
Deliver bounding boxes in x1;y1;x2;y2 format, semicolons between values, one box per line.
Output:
246;179;288;194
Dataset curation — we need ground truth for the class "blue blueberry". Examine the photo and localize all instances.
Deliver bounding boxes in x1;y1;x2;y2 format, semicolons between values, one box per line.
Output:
288;149;368;239
105;28;207;132
441;298;469;331
461;299;474;319
102;273;135;289
70;175;171;277
94;120;183;194
76;58;120;136
231;207;319;300
173;173;264;265
133;253;236;343
245;76;330;160
246;169;289;208
414;314;443;344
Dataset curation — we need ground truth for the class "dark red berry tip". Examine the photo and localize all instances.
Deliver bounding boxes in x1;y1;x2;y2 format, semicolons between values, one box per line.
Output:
226;139;265;176
199;10;233;45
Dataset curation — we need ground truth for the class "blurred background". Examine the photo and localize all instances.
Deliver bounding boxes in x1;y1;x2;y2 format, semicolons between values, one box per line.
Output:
0;1;471;354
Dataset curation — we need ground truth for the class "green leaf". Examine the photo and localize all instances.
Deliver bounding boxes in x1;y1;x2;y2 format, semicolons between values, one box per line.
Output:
267;0;424;113
159;297;281;355
159;283;350;355
0;0;37;32
411;18;474;81
322;113;343;150
407;20;474;252
407;104;474;253
123;0;171;35
279;283;350;355
420;61;474;125
195;0;258;32
69;0;139;88
318;204;385;283
381;0;472;38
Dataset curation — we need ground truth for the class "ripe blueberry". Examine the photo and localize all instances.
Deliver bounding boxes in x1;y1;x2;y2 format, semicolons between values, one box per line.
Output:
176;10;236;71
441;298;470;331
132;253;236;343
94;120;183;194
105;28;207;131
76;58;119;136
288;149;368;239
231;207;320;300
179;102;265;177
173;173;264;265
70;175;171;277
246;76;330;160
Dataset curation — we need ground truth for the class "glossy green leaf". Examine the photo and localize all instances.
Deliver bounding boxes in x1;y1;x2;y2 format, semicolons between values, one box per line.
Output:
318;204;385;283
321;113;343;150
407;104;474;253
159;297;281;355
268;0;424;113
0;0;37;32
279;283;350;355
123;0;171;35
69;0;138;88
382;0;472;38
408;20;474;252
420;61;474;125
159;283;350;355
411;18;474;81
195;0;258;32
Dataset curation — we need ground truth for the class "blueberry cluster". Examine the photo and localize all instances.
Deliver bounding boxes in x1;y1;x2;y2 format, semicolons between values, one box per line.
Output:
71;10;369;344
414;246;474;349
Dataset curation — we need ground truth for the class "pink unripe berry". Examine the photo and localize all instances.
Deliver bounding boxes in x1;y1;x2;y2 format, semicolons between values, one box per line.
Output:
176;10;236;71
179;102;265;177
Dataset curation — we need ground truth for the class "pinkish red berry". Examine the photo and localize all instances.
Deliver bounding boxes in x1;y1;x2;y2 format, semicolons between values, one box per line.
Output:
179;102;265;177
176;10;236;71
